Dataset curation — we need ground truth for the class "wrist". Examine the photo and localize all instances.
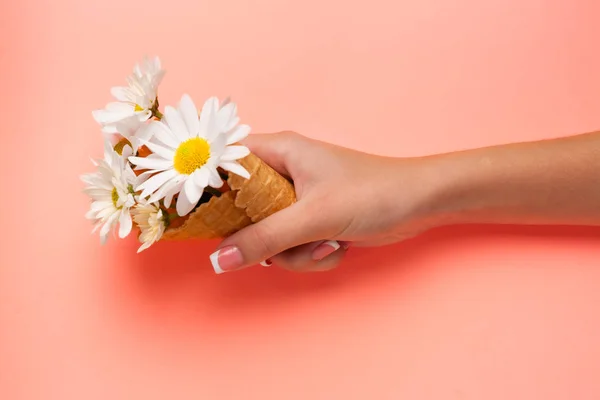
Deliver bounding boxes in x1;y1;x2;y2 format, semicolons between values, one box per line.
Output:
405;151;491;229
376;155;474;234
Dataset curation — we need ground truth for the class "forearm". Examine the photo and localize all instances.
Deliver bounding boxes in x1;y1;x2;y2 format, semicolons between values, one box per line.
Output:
425;131;600;227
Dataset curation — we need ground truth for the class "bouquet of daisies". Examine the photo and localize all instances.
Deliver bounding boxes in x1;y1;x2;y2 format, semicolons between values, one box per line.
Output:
82;57;296;252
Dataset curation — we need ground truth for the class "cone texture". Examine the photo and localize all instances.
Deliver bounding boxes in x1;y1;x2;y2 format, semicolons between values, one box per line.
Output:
162;153;296;240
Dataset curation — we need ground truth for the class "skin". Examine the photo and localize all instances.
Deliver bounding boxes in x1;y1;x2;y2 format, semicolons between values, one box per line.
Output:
215;130;600;272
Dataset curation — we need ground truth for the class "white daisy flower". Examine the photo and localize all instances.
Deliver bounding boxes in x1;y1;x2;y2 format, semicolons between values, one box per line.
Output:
129;94;252;217
132;201;166;253
111;115;153;154
92;56;165;133
81;140;138;244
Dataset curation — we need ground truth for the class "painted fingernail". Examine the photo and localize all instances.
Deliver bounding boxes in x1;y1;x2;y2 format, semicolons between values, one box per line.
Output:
312;240;341;261
260;259;272;267
209;246;244;274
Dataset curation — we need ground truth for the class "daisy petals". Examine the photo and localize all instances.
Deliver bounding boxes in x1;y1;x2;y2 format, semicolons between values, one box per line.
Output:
140;140;174;160
91;200;113;212
220;161;250;179
118;211;133;238
208;168;223;188
137;241;151;253
184;172;203;204
100;213;118;238
217;103;237;132
221;145;250;161
106;102;132;113
134;169;157;184
97;206;117;220
176;189;196;217
132;121;154;144
101;125;119;134
226;124;251;145
164;105;189;142
163;180;184;209
179;94;200;136
138;169;177;197
199;97;219;139
148;177;181;206
148;121;179;149
85;209;98;220
210;130;227;155
93;103;134;127
129;156;173;171
110;86;133;102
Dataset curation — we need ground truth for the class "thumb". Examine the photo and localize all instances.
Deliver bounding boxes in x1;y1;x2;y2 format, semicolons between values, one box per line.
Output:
241;131;305;178
208;200;324;274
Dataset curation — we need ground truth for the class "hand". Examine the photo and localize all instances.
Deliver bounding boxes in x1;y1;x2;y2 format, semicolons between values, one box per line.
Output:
209;131;444;273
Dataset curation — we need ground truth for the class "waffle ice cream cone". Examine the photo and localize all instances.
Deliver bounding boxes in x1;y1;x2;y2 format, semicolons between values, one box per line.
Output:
162;153;296;240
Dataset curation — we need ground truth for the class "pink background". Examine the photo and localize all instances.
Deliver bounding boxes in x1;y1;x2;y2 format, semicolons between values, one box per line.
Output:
2;0;600;398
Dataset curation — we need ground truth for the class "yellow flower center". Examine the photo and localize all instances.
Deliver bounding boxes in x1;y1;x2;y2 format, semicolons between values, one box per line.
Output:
134;104;144;112
114;138;132;155
173;137;211;175
111;187;120;208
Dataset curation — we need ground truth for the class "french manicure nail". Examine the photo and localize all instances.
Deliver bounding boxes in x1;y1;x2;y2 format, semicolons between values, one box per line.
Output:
260;259;272;267
312;240;341;261
209;246;244;274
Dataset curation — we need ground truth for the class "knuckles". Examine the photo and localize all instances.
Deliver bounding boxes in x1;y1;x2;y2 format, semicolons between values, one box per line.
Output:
246;223;281;261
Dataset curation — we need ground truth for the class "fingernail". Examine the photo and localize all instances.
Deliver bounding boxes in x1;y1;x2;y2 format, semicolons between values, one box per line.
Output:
339;241;351;250
260;259;272;267
312;240;341;261
210;246;244;274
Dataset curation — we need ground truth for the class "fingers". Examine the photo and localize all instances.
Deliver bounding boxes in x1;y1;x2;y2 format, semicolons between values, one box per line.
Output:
209;200;328;274
267;240;351;272
241;131;304;178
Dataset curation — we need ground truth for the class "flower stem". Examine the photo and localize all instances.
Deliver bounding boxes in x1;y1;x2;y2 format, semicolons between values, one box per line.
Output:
164;212;179;227
153;109;164;120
